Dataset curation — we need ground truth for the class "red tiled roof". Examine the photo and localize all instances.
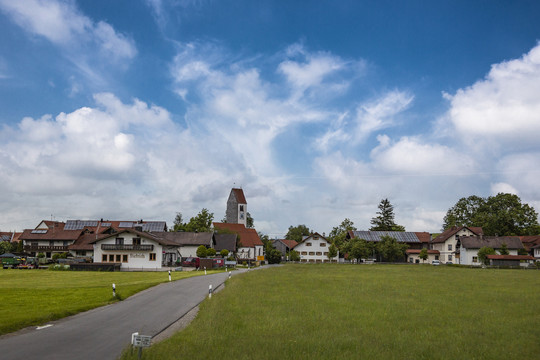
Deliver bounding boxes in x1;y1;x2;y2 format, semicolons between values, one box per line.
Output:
432;226;483;243
519;236;540;250
20;228;83;241
213;222;262;247
232;188;247;204
281;239;298;249
486;254;535;260
414;232;431;243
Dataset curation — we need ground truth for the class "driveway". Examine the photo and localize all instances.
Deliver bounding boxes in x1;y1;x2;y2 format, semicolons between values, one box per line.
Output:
0;269;247;360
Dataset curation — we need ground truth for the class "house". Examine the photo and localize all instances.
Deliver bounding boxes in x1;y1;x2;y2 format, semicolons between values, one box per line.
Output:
459;235;524;266
531;244;540;261
271;239;298;261
485;254;536;267
0;231;22;244
213;222;263;261
405;249;440;264
20;219;168;260
519;236;540;257
214;233;237;255
226;188;248;226
91;228;178;269
293;233;338;263
431;226;483;264
151;231;215;261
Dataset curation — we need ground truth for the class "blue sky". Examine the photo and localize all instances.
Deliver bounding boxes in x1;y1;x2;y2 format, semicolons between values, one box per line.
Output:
1;0;540;236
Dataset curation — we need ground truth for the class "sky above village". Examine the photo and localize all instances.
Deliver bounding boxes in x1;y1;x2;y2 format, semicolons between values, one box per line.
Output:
1;0;540;237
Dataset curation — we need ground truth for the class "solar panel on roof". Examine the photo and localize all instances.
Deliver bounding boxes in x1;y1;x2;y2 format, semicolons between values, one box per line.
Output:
101;222;111;227
31;229;47;234
119;222;133;228
142;222;166;232
352;231;420;243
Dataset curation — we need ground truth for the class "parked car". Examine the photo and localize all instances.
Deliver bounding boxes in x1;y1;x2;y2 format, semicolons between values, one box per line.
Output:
431;260;440;266
181;257;200;268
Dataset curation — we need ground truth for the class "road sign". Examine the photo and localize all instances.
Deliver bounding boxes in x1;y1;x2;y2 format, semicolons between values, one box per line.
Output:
132;335;152;348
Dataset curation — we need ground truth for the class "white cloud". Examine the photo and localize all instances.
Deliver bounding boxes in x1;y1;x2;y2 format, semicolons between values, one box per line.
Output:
443;42;540;149
0;0;137;75
491;182;518;195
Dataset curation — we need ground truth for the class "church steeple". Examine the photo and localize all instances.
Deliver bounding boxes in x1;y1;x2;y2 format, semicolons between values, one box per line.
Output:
226;188;247;226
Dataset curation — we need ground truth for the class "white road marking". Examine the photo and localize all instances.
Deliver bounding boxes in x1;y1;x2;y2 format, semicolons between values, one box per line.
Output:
36;325;52;330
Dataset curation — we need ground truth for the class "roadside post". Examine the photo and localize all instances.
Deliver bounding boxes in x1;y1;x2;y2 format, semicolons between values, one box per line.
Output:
229;271;231;279
208;284;213;299
168;270;171;282
112;283;116;298
204;266;207;275
132;334;152;359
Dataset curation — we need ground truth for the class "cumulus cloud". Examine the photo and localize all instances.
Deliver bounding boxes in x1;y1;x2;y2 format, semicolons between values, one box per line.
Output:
443;42;540;149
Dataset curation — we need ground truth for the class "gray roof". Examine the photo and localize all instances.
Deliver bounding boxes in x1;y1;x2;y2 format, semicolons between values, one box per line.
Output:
350;231;420;243
460;236;524;249
214;233;237;252
152;232;214;246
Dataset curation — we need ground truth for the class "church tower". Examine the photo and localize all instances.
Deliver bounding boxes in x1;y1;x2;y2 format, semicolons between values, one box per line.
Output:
226;188;247;226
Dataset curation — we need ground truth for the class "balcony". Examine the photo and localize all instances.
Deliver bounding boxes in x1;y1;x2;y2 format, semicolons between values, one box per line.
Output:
24;245;69;252
101;244;154;251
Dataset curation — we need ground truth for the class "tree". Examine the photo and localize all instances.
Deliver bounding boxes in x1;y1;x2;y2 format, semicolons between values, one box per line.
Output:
0;241;14;255
499;243;509;256
285;225;311;243
266;247;282;264
419;248;428;263
246;212;254;228
327;243;338;260
377;235;408;262
328;218;356;251
173;212;184;231
289;250;300;262
182;208;214;233
206;248;216;257
345;238;370;263
370;199;405;231
477;246;496;265
443;193;540;235
196;245;207;258
220;249;229;258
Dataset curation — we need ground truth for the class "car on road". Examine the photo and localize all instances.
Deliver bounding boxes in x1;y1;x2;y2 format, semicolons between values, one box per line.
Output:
431;260;440;266
182;257;200;268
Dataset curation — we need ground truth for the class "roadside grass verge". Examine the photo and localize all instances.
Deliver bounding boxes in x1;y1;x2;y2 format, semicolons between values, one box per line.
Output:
120;264;539;360
0;268;223;335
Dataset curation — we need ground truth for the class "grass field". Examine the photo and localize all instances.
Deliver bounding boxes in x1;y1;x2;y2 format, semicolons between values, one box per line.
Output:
120;264;540;360
0;268;219;335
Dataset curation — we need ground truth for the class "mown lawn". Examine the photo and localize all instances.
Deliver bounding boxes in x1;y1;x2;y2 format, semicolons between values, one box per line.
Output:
0;268;219;335
120;264;540;360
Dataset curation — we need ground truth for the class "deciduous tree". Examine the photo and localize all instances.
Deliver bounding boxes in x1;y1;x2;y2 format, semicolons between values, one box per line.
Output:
328;218;356;251
285;225;311;243
477;246;496;265
377;235;408;262
419;248;428;263
196;245;208;258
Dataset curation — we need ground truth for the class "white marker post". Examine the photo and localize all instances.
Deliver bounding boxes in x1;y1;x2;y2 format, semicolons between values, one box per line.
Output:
168;270;171;282
204;266;207;275
229;271;232;279
208;284;213;299
112;283;116;298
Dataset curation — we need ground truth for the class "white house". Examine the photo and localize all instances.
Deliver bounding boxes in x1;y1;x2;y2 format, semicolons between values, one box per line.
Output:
459;235;523;266
152;232;215;260
405;249;440;264
91;229;177;269
431;226;483;264
294;233;338;263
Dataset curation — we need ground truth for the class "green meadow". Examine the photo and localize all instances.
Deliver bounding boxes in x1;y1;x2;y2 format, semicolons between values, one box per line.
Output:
0;269;216;335
121;264;540;360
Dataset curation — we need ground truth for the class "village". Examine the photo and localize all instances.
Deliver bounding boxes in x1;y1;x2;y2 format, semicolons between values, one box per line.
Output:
1;188;539;270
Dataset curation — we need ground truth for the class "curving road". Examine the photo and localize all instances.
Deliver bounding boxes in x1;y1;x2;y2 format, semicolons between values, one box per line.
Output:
0;269;246;360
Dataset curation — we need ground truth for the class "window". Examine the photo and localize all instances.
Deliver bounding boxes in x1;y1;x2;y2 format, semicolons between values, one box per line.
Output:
320;243;326;247
109;254;115;262
313;236;319;240
133;238;141;245
324;252;328;256
240;205;244;211
448;244;452;251
306;243;312;246
301;251;307;255
150;253;156;261
122;254;128;263
316;252;322;256
115;237;124;245
309;251;315;255
115;254;122;262
102;254;107;262
435;255;439;260
448;255;452;261
472;256;478;263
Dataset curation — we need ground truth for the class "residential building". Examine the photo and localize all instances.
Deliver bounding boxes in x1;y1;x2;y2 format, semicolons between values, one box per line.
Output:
459;235;524;266
214;233;237;255
151;231;215;261
347;230;431;261
294;233;338;263
485;254;536;267
405;249;440;264
271;239;298;261
431;226;483;264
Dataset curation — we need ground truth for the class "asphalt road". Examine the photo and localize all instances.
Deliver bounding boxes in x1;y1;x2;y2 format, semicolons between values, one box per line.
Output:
0;269;244;360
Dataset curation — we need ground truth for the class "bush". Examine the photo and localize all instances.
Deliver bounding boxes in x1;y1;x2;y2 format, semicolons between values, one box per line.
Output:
206;248;216;257
220;249;229;258
196;245;207;258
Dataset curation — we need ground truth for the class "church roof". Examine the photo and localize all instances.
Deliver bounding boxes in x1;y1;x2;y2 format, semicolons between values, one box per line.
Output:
231;188;247;204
